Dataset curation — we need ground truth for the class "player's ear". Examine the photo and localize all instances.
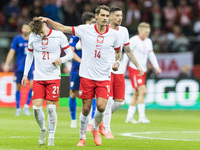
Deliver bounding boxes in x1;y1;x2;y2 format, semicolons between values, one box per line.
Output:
95;13;98;19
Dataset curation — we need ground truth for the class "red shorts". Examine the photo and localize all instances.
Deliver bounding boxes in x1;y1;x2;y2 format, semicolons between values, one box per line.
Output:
128;67;146;89
32;79;60;101
110;73;125;99
79;77;110;100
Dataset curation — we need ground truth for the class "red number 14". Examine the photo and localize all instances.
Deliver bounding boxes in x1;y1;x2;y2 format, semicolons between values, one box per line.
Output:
94;50;101;58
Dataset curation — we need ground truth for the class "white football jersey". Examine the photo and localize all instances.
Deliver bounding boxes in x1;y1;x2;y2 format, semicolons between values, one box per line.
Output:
123;35;159;72
110;26;130;74
27;29;71;80
72;24;121;81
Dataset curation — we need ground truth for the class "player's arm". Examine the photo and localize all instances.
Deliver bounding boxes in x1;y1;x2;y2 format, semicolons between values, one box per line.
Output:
124;45;144;76
71;46;81;63
39;17;73;34
148;51;162;74
4;49;15;72
22;50;33;87
112;49;122;71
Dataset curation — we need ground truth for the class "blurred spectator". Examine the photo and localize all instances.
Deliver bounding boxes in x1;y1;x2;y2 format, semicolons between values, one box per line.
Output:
163;0;177;32
178;65;193;78
126;2;140;34
17;7;30;31
30;0;44;19
61;1;81;26
0;11;5;30
177;0;193;35
3;0;20;31
140;0;153;23
151;29;168;53
151;2;162;29
44;0;59;21
195;0;200;17
193;17;200;39
167;25;190;52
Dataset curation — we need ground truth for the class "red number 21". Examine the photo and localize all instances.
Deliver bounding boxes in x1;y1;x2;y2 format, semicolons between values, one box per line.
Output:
94;50;101;58
42;52;49;60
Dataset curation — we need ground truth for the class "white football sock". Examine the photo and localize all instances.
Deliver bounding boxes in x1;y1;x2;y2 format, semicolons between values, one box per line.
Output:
103;97;113;133
111;101;124;114
47;105;57;139
92;109;104;131
138;103;145;119
33;105;46;131
79;112;89;140
126;105;136;120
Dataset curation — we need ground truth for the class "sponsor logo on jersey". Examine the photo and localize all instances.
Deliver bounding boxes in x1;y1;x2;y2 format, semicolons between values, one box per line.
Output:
42;38;48;46
97;35;104;43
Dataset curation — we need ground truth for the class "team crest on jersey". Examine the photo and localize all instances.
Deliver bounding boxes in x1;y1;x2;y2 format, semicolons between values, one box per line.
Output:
42;38;48;46
97;36;104;43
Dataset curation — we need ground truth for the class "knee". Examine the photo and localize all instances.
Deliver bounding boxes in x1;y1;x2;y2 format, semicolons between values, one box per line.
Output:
97;105;106;113
139;90;146;96
82;107;91;116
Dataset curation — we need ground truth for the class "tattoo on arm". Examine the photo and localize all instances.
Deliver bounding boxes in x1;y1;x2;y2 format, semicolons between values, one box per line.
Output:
115;50;122;61
124;45;139;67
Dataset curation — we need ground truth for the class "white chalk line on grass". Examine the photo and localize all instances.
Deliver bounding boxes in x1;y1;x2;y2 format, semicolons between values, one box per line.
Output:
120;131;200;141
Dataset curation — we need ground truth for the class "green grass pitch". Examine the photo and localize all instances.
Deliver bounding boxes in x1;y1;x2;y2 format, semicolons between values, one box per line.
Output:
1;107;200;150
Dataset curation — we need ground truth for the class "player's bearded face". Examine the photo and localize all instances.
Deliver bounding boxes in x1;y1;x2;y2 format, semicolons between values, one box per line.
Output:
97;9;109;25
112;11;122;26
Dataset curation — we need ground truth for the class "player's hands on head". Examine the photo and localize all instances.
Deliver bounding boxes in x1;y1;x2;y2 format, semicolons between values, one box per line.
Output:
137;66;144;76
21;76;28;87
112;62;120;71
38;17;48;22
155;67;162;74
3;64;9;72
52;58;62;67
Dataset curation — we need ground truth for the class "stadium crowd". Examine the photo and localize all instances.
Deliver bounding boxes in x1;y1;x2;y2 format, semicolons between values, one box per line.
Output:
0;0;200;63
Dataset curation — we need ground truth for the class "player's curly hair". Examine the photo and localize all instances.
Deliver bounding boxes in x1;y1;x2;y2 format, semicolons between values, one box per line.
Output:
29;17;43;35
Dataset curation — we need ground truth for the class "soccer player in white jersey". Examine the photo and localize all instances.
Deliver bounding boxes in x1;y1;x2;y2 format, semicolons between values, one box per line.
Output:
21;17;73;146
103;7;144;138
123;22;162;124
39;5;143;147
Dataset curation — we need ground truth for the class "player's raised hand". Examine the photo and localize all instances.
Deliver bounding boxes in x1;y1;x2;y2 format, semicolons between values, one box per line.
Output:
112;61;120;71
137;66;144;76
155;67;162;74
38;17;48;22
21;75;28;87
52;58;62;67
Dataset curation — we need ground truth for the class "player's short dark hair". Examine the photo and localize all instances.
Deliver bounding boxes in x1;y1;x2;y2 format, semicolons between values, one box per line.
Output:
29;17;43;35
81;12;95;24
110;6;121;13
95;5;110;15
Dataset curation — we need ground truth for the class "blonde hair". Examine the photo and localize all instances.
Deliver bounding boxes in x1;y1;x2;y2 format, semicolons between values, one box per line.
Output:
138;22;150;30
29;17;43;35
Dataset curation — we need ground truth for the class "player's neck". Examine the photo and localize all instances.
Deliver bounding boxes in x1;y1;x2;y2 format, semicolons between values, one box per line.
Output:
96;24;107;34
22;34;29;40
110;22;118;30
138;34;145;41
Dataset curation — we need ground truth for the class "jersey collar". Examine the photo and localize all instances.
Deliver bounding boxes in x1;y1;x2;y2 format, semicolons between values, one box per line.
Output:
108;24;119;31
47;28;52;37
138;34;144;41
94;24;109;35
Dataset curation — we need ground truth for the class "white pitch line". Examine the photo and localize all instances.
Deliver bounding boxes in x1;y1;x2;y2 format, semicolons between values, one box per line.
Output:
120;131;200;141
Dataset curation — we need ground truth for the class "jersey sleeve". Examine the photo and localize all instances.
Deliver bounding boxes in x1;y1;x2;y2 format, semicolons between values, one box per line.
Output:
60;32;70;50
28;33;34;52
148;39;159;69
123;28;130;46
72;25;86;38
11;37;18;51
114;32;121;50
69;34;79;48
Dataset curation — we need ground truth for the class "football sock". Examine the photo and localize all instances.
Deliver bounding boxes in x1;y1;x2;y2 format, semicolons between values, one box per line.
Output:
138;103;145;118
69;97;76;120
16;91;21;109
79;112;89;140
26;89;32;105
111;101;124;113
103;97;112;133
93;109;104;131
33;105;46;131
47;105;57;139
126;105;136;120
